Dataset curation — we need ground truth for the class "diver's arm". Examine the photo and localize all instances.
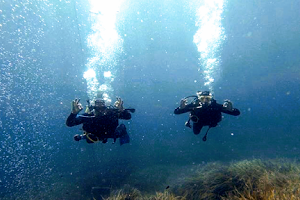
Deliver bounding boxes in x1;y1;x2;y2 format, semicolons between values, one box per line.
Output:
222;108;240;116
119;110;131;120
66;113;85;127
220;100;240;116
107;106;132;120
113;98;132;120
174;107;188;114
174;103;196;114
66;98;85;127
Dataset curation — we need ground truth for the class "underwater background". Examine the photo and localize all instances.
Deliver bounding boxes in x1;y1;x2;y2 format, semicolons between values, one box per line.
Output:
1;0;300;199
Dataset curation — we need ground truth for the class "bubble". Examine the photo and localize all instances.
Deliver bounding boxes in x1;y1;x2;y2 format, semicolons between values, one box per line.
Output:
192;0;226;91
103;71;112;78
84;0;124;101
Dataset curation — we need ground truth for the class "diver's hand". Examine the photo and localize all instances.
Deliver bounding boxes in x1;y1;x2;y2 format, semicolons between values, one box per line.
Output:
71;99;83;114
223;99;233;111
114;97;124;111
179;99;187;109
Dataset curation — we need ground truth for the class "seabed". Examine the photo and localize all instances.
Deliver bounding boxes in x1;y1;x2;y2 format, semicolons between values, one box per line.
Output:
99;158;300;200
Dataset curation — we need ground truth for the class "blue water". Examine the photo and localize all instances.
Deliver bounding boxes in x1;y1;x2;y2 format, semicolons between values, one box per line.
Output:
1;0;300;199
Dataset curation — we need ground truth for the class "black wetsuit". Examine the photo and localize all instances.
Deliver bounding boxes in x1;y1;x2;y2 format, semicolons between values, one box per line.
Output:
66;107;131;144
174;99;240;135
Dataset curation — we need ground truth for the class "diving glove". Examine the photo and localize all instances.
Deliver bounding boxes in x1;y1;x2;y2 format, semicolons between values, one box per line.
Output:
74;134;82;141
114;97;124;111
179;99;187;109
71;98;83;114
74;134;87;141
223;99;233;111
185;121;192;128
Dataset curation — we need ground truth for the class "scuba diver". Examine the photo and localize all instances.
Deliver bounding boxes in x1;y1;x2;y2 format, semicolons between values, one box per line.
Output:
174;91;240;141
66;97;135;145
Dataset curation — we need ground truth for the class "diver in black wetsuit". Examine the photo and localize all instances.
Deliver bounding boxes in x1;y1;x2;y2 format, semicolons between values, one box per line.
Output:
66;97;135;145
174;91;240;141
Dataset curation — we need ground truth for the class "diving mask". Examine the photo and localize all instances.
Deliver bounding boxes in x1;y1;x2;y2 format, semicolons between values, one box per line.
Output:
197;91;213;105
87;99;106;110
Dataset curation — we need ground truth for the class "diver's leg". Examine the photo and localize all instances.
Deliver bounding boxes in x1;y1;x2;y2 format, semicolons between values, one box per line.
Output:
193;123;203;135
115;124;127;137
102;138;107;143
115;124;130;145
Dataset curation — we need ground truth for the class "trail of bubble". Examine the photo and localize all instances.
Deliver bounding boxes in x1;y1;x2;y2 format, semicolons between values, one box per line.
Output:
192;0;226;92
84;0;124;103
